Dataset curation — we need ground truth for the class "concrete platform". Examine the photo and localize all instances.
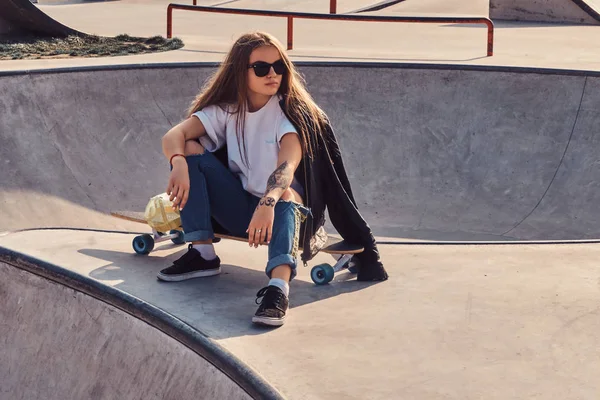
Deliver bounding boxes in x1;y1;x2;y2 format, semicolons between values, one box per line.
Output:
0;0;599;72
2;230;600;399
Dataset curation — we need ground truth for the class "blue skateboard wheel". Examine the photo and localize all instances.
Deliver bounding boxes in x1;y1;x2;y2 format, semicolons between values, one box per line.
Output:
133;234;154;255
311;264;335;285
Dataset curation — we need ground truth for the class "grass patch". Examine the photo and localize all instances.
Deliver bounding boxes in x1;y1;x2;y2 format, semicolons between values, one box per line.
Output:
0;34;184;60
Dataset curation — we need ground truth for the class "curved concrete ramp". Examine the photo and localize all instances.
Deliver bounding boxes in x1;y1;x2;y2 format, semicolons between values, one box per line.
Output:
0;0;84;38
490;0;600;24
1;64;600;240
0;247;284;400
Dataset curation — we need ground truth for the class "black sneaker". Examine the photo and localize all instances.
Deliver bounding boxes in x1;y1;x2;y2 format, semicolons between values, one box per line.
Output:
357;261;389;282
252;286;289;327
157;244;221;282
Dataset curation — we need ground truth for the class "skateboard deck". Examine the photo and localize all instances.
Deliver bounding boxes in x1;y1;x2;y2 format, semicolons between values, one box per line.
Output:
111;210;363;255
111;209;362;285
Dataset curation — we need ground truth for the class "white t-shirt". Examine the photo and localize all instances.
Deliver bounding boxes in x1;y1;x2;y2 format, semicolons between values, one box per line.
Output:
193;95;300;198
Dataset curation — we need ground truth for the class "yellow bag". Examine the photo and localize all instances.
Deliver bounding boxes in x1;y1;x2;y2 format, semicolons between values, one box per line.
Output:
144;193;181;233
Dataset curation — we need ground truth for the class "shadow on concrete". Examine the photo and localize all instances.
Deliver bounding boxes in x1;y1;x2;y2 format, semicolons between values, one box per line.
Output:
79;246;380;339
491;21;597;28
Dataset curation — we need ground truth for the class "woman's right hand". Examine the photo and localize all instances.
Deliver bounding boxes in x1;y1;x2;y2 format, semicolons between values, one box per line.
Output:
167;157;190;210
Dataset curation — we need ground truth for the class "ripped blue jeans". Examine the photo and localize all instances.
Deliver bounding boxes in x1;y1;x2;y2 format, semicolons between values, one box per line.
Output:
178;152;308;280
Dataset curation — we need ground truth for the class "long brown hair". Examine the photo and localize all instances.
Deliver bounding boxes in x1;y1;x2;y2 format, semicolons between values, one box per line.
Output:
187;31;328;161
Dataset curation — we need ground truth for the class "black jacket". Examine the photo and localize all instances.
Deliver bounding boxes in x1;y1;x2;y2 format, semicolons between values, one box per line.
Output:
211;100;388;280
279;100;386;279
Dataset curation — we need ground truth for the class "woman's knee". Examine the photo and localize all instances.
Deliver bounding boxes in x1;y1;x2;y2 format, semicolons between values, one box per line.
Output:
280;188;303;205
184;140;205;156
280;188;295;202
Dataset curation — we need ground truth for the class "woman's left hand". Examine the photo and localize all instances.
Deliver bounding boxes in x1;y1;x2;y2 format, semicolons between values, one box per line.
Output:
247;197;276;247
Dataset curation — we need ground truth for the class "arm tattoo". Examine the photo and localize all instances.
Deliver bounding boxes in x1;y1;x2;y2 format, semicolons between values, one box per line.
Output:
258;197;276;208
265;161;292;194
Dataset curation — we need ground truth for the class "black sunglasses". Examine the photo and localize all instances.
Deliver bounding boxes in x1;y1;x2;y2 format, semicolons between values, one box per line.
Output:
248;60;286;77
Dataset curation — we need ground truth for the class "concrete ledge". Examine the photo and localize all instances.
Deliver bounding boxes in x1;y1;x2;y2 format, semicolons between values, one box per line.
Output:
0;246;285;400
490;0;600;24
2;60;600;78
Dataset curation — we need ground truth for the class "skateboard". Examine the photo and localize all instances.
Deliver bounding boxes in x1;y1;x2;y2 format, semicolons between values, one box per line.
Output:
110;210;364;285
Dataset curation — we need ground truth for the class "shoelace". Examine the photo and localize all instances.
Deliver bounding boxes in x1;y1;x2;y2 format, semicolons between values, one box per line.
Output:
255;287;285;311
173;244;196;266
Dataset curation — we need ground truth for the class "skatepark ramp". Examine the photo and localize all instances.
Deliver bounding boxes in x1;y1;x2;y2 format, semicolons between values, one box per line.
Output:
0;0;84;38
1;64;600;241
490;0;600;24
0;246;284;400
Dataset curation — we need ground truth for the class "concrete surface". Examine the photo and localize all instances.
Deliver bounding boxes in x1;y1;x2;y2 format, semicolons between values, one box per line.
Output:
0;253;273;400
375;0;489;16
217;0;375;14
2;229;600;399
1;0;599;73
490;0;600;24
2;65;600;240
0;0;83;38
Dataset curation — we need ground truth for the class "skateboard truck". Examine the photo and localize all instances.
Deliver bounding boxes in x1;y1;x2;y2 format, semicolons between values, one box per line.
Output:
310;253;359;285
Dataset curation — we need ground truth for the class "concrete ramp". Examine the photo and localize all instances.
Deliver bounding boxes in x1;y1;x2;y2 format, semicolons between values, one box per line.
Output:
490;0;600;24
0;0;84;38
0;246;284;400
365;0;489;16
1;64;600;241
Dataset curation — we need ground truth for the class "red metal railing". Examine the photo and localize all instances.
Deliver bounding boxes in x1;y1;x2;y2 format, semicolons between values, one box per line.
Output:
168;4;495;56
